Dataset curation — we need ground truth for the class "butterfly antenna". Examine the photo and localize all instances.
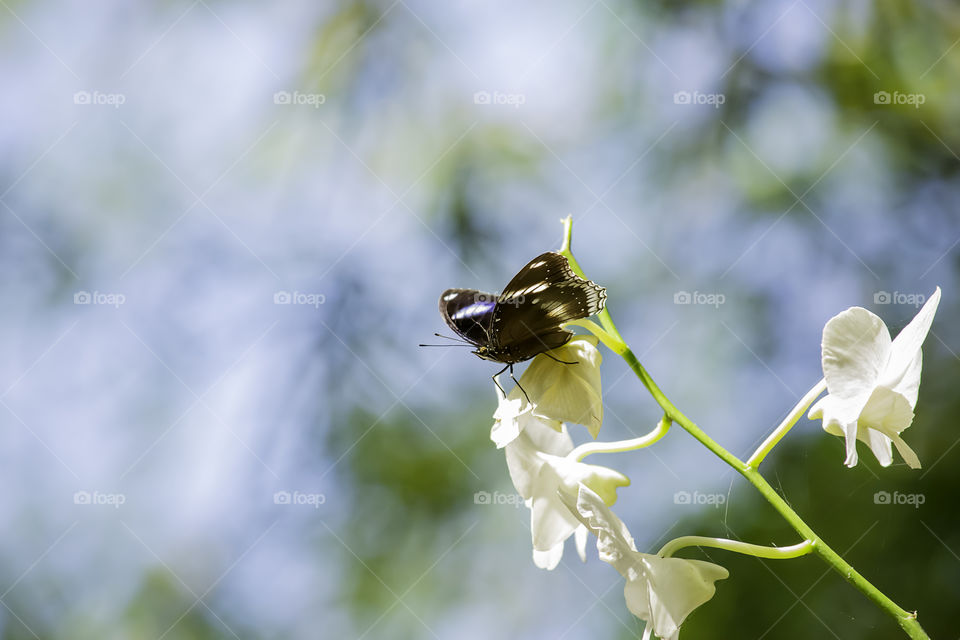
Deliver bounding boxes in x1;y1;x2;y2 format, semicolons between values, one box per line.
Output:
419;343;473;347
434;333;469;343
420;332;474;347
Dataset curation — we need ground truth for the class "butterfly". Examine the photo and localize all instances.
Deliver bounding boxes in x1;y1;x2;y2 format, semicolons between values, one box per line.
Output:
432;251;606;395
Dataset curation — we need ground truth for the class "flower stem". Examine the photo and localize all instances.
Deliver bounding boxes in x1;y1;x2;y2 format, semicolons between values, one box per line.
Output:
624;346;927;638
659;536;814;560
560;219;929;640
746;378;827;469
559;216;625;342
570;416;671;461
562;319;625;355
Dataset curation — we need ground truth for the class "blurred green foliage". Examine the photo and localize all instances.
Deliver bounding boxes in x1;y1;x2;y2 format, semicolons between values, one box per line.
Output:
678;354;960;640
323;1;960;637
2;0;959;638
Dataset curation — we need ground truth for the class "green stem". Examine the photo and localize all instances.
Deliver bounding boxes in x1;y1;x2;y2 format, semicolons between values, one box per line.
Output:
559;219;928;639
746;378;827;469
559;216;624;342
634;350;926;638
659;536;814;560
570;416;671;462
562;319;625;355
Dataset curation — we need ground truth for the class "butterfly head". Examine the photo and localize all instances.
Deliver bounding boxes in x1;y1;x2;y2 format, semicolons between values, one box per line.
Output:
472;345;499;362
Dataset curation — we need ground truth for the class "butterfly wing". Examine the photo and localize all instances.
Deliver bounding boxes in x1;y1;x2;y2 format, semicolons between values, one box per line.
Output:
491;252;607;360
439;288;498;347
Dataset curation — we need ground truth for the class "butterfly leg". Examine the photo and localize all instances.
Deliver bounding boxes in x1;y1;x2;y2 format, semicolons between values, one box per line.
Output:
492;364;509;397
492;363;531;404
509;365;531;404
543;351;578;366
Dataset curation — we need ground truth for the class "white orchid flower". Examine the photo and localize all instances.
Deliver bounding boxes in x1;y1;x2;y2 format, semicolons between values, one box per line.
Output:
808;288;940;468
518;335;604;437
491;383;560;449
564;485;728;640
496;408;628;570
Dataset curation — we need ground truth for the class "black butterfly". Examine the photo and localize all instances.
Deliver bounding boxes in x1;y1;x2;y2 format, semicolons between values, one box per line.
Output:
434;251;606;394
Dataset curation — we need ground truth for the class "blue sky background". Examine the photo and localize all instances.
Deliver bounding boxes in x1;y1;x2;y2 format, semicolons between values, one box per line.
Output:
1;1;959;638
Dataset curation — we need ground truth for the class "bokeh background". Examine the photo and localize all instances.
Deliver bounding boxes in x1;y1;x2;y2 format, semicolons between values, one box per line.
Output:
1;0;959;638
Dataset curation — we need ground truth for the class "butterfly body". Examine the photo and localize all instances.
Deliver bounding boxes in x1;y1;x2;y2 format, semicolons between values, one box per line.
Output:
438;252;606;369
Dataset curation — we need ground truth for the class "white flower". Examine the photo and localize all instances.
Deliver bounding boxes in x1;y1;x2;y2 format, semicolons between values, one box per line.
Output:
490;381;566;449
501;414;629;570
518;335;604;437
490;334;621;569
808;288;940;469
565;485;728;640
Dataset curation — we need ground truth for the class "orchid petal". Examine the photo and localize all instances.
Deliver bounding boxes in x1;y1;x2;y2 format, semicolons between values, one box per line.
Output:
504;422;570;499
533;542;564;570
881;288;940;404
811;291;940;469
521;336;604;437
574;486;727;640
821;307;891;400
625;555;729;640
